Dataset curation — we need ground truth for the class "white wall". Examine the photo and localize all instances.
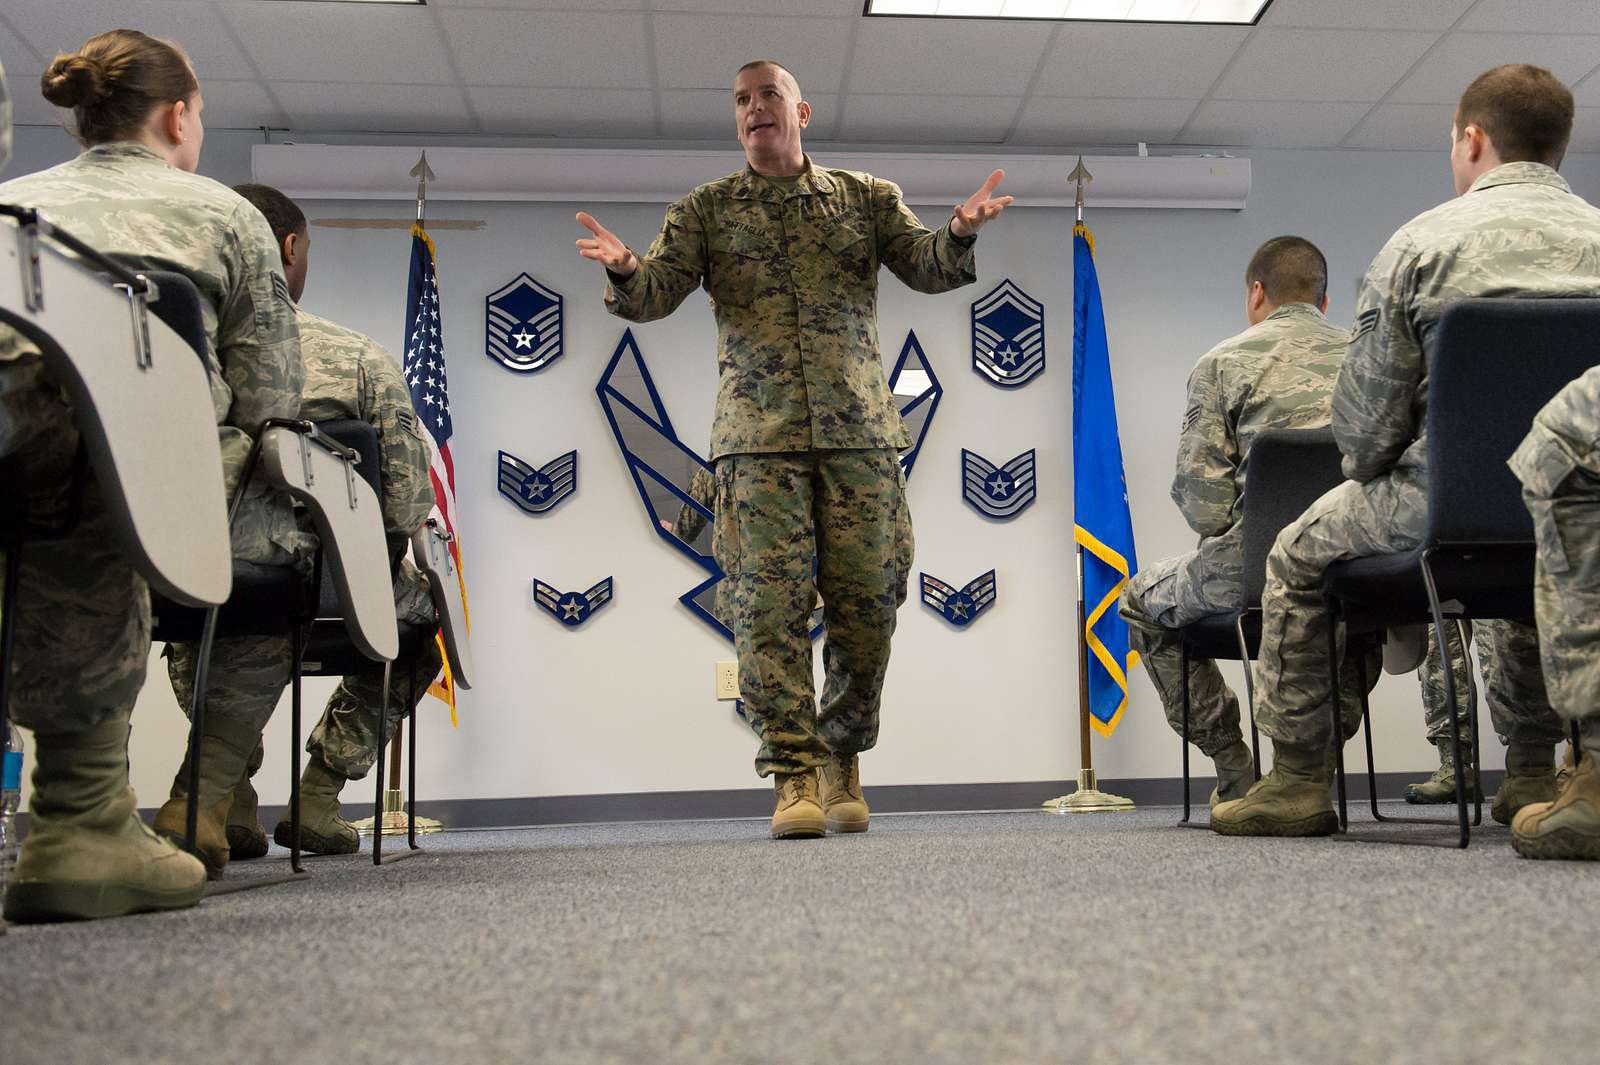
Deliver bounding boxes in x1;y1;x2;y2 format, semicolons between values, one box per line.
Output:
12;123;1600;807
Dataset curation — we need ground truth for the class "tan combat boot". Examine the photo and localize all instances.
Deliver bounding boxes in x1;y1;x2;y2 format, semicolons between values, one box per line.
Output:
770;770;824;840
1492;741;1558;826
819;753;869;833
1211;740;1337;837
1209;739;1257;809
152;718;259;878
1405;740;1482;805
273;753;358;855
225;738;269;860
1512;747;1600;861
3;718;206;922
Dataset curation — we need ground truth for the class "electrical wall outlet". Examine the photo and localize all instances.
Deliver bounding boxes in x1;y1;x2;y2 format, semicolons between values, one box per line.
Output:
714;661;740;700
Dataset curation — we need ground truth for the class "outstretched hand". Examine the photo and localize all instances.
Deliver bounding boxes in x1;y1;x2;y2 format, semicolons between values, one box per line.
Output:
951;169;1013;238
575;211;638;277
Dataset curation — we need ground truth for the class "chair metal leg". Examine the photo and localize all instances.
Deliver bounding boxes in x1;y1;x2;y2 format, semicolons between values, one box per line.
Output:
372;661;391;867
1356;649;1385;822
1235;615;1261;779
1325;598;1348;831
1456;618;1483;827
407;659;419;851
1;545;22;771
1180;641;1191;823
1419;553;1469;849
288;624;304;875
182;605;221;855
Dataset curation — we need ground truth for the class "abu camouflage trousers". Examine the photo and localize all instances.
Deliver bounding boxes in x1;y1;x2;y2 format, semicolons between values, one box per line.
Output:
713;448;913;777
1254;469;1561;750
1418;621;1476;746
1;355;148;734
168;634;294;735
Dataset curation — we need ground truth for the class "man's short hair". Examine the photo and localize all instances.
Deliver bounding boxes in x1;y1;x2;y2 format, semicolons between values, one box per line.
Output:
1245;236;1328;307
1456;64;1573;167
735;59;800;97
233;182;306;247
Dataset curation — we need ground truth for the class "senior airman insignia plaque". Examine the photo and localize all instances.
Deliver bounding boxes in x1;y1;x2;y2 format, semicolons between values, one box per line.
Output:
920;570;997;628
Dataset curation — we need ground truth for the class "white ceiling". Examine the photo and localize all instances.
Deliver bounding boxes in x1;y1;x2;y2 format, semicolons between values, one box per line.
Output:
2;0;1599;151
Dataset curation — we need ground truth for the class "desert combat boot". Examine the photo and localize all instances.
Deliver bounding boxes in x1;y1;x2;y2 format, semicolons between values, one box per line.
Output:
1209;739;1257;808
1512;738;1600;861
1492;741;1558;826
771;770;825;840
820;753;869;833
225;739;269;860
1210;741;1338;837
152;717;259;878
1405;739;1482;805
4;718;206;923
273;752;359;855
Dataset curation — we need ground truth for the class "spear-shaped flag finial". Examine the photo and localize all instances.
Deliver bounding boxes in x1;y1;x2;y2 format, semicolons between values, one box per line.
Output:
1068;156;1092;222
410;151;436;225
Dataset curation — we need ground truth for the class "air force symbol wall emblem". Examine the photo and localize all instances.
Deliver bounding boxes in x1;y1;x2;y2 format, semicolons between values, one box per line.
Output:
972;279;1044;389
887;330;943;481
533;577;612;627
497;449;577;515
920;570;997;628
961;448;1037;520
486;272;563;373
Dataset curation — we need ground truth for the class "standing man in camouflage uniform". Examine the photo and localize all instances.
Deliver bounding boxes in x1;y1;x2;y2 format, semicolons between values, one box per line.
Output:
1214;64;1600;838
577;60;1009;838
203;184;442;858
1508;366;1600;859
1;30;302;917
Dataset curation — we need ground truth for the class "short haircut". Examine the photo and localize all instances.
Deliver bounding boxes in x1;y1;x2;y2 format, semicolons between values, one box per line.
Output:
1456;64;1574;167
735;59;800;97
1245;236;1328;307
233;183;306;246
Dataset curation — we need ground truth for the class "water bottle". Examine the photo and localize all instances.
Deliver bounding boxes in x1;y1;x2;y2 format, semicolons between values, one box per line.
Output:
1;727;21;892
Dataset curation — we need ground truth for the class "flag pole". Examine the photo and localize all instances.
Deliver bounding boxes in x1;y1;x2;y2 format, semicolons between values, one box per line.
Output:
355;150;445;839
1044;158;1135;816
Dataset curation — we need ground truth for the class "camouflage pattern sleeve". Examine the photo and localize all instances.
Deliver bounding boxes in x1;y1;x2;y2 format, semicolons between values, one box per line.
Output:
1332;229;1423;482
360;342;436;537
604;197;708;323
1171;354;1239;537
871;177;976;295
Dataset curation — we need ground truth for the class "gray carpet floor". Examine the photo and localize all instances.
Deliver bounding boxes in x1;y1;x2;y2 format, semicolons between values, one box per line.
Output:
2;805;1596;1065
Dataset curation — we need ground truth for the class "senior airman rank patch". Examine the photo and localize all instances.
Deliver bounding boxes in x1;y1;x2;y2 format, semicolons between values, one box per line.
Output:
920;570;998;628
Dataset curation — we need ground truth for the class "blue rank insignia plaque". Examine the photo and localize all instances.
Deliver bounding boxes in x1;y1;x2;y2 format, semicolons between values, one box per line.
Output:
497;449;577;515
533;577;613;627
920;570;997;628
486;272;563;373
971;279;1044;389
887;330;943;481
960;448;1037;520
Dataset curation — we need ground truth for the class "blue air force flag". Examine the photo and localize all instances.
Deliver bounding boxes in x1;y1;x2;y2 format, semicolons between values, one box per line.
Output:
972;279;1045;388
1072;223;1139;736
920;570;997;628
961;448;1037;520
486;272;563;373
533;577;613;627
498;449;577;515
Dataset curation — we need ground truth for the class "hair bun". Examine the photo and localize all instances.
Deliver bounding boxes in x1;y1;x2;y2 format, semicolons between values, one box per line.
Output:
40;54;111;109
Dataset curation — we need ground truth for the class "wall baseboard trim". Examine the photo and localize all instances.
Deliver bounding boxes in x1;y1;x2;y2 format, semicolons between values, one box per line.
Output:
219;770;1504;832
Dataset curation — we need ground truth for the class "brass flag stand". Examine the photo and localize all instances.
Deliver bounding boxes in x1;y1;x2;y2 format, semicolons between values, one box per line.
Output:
1043;158;1134;816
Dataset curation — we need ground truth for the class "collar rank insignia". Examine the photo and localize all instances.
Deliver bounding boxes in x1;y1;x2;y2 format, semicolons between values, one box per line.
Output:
961;448;1037;520
920;570;997;628
497;449;577;515
486;272;564;373
533;576;612;627
887;330;943;481
971;279;1044;389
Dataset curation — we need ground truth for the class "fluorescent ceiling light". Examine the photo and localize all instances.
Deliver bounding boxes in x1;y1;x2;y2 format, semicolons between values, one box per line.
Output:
274;1;426;6
864;0;1271;23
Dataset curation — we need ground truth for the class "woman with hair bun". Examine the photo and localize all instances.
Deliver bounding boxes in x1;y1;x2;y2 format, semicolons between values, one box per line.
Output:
0;29;306;921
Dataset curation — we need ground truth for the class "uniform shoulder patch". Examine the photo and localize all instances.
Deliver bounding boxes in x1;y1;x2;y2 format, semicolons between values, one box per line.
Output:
271;272;292;305
1351;307;1380;341
1181;404;1202;432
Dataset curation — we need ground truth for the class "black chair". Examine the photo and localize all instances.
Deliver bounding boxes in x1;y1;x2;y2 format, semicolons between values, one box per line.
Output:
1321;298;1600;848
1178;428;1346;821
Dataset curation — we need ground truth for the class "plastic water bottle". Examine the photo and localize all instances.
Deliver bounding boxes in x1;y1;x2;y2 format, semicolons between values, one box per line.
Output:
1;728;21;891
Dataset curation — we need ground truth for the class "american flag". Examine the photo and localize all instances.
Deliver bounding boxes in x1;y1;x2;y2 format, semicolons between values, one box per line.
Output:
402;223;466;719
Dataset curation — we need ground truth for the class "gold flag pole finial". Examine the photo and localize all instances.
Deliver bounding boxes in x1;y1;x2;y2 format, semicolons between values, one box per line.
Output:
410;151;436;226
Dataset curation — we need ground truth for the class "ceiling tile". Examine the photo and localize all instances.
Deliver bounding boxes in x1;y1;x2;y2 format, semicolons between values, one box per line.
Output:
439;10;650;88
848;19;1052;95
427;0;645;8
1458;0;1600;35
468;86;656;138
1340;102;1455;150
1033;24;1246;98
1571;108;1600;153
1178;99;1371;147
660;90;839;140
1389;33;1600;104
1212;28;1438;101
198;79;286;130
839;94;1022;145
654;0;860;13
14;1;256;79
271;81;476;135
654;15;852;92
1010;97;1198;144
1260;0;1476;31
220;2;456;84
